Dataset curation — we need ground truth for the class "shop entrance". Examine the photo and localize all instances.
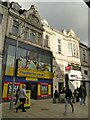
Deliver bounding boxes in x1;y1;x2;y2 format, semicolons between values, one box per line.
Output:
58;82;64;93
26;82;37;99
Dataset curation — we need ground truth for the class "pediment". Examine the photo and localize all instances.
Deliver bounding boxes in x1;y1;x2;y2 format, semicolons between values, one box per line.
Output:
25;5;43;29
68;29;76;37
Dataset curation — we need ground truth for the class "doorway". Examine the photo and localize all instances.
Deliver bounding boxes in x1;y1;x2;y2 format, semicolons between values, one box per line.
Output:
58;82;64;93
25;82;37;99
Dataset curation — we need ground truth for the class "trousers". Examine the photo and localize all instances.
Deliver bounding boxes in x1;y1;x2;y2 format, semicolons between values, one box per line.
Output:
65;98;74;113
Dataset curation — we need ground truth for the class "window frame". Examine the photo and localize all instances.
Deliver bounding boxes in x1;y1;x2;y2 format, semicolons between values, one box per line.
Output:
58;39;61;54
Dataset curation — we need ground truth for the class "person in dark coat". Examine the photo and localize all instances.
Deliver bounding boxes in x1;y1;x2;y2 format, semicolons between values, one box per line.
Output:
62;86;74;115
54;90;59;98
14;86;20;105
83;86;87;105
78;85;86;105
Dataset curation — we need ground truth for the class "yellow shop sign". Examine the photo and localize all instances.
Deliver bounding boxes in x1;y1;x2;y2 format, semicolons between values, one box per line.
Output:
18;68;53;79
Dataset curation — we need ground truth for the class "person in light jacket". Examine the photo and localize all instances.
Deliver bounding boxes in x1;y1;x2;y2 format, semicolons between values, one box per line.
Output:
16;84;27;112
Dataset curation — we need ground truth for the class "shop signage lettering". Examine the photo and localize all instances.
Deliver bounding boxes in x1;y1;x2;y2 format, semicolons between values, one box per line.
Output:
19;70;44;77
18;68;53;79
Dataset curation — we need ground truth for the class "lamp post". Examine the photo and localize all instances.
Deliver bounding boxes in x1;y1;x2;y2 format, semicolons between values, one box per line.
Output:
9;9;25;109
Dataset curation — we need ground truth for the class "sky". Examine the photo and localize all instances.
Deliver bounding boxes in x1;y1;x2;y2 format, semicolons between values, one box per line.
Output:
7;0;88;45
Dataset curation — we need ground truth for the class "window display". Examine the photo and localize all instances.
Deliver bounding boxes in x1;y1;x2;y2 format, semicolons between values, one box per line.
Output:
41;84;48;95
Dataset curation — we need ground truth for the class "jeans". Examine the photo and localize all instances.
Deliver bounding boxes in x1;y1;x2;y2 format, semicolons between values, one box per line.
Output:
65;98;74;113
79;98;85;105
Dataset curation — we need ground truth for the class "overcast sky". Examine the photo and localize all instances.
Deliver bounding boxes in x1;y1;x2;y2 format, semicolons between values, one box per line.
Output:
9;0;88;45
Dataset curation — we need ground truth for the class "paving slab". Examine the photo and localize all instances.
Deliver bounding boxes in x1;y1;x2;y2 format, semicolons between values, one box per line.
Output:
1;97;89;119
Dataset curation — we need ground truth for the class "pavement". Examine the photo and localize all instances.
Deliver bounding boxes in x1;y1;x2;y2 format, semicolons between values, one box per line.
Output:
1;97;89;119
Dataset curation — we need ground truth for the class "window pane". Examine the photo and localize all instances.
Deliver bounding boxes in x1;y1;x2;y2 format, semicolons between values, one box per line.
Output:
12;20;19;36
58;39;61;54
24;27;29;40
5;45;15;75
38;54;51;71
38;33;42;45
68;42;72;56
26;51;38;70
17;48;27;69
30;30;36;42
0;13;3;23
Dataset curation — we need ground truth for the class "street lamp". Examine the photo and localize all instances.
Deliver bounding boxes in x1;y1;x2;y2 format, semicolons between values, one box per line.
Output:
9;9;25;109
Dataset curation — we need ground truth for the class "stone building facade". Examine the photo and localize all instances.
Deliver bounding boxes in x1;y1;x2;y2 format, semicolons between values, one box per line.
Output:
1;2;89;99
43;21;82;93
80;43;90;95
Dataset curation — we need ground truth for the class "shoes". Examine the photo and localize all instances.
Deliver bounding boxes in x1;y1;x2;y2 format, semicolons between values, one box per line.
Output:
72;109;75;113
63;112;67;115
16;107;18;112
22;110;26;112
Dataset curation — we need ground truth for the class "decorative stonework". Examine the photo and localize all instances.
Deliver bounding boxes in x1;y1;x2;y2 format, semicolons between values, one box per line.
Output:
67;29;76;37
25;5;43;29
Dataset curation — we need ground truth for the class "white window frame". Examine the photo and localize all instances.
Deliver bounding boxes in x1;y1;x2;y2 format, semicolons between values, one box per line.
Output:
58;39;61;54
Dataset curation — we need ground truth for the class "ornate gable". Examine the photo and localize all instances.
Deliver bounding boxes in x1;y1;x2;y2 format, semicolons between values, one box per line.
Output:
25;5;43;29
67;29;76;37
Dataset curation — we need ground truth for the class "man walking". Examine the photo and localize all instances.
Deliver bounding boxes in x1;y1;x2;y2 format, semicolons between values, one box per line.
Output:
16;84;27;112
62;86;74;115
78;85;86;105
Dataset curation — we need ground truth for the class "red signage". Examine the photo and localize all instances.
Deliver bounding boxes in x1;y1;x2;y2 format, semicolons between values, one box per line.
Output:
65;66;71;71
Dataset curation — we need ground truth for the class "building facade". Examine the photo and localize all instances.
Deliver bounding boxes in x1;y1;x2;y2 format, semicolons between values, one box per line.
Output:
0;2;8;102
1;2;89;100
42;20;82;93
80;43;90;96
2;2;53;100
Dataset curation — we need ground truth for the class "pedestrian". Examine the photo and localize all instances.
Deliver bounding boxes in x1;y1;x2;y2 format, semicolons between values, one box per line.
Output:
62;86;74;115
76;87;79;102
14;86;20;105
53;90;59;103
78;85;86;105
82;86;87;105
16;84;27;112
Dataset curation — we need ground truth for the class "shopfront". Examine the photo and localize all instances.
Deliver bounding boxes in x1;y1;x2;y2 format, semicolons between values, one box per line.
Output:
65;64;82;91
2;37;53;101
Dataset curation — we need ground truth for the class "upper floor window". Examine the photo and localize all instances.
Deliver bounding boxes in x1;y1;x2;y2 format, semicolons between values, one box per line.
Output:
38;33;42;45
45;35;49;40
44;35;49;47
30;30;36;42
12;20;19;36
73;44;79;58
84;70;88;75
24;27;30;40
68;42;72;56
58;39;61;54
83;49;86;61
68;42;79;58
0;13;3;23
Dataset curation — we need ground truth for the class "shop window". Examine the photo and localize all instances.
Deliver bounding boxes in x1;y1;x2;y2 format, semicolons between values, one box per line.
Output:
17;48;27;69
38;54;51;71
5;45;15;76
26;51;38;70
41;84;48;95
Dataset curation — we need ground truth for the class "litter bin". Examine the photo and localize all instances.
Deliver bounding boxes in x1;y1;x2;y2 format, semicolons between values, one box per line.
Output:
24;90;31;108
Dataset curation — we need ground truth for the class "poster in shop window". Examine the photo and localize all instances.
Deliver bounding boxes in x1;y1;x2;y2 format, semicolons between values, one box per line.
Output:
40;84;48;95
